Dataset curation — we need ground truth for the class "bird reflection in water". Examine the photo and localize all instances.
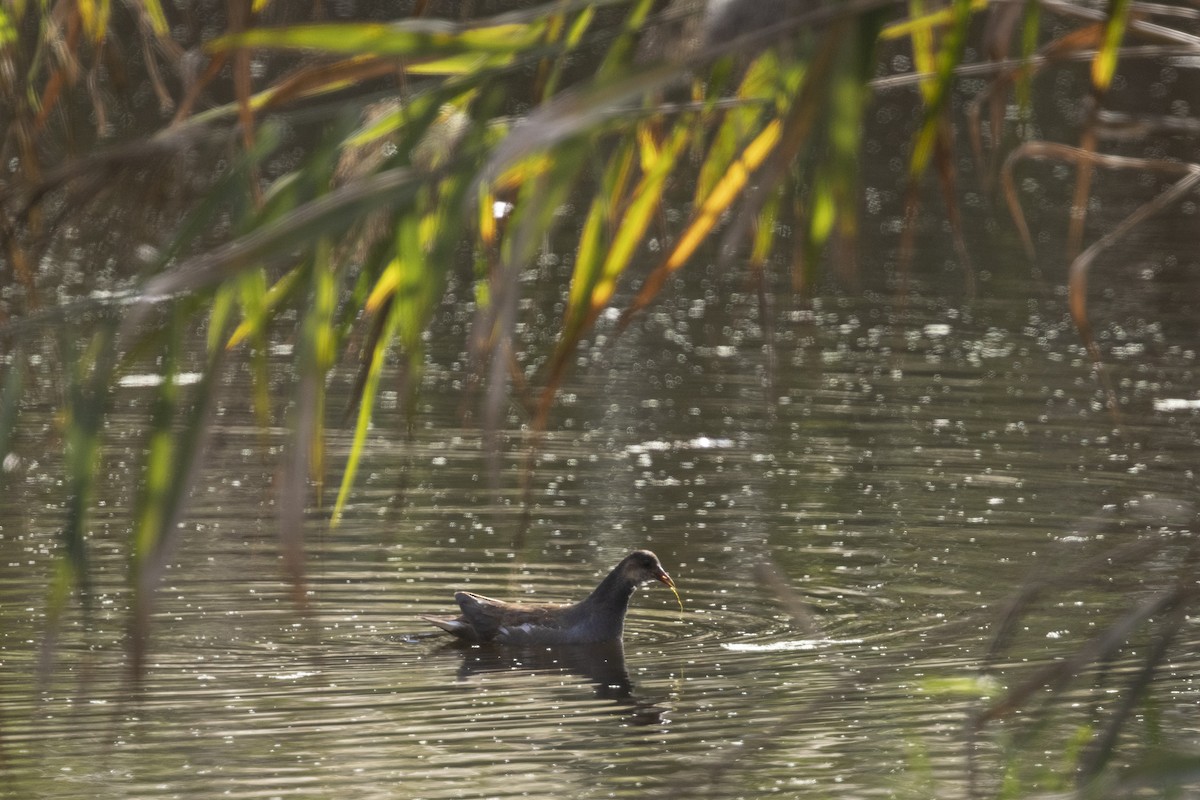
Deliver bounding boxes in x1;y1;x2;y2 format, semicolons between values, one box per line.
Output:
441;638;669;725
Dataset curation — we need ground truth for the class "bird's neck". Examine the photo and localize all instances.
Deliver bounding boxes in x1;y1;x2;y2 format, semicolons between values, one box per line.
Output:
583;569;636;610
572;570;637;640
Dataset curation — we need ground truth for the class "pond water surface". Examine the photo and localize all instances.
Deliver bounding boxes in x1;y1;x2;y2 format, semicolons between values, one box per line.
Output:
3;254;1200;798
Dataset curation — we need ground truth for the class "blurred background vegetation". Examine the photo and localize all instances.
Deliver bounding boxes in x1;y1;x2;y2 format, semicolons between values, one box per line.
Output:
2;2;1200;773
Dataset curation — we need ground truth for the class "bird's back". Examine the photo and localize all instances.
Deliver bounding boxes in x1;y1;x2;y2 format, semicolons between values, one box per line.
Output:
456;591;573;643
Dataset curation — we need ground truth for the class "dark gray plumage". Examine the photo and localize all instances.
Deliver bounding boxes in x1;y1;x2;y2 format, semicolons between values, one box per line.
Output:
422;550;677;645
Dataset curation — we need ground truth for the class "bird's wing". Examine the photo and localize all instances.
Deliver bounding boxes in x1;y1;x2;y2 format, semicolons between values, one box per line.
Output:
454;592;565;640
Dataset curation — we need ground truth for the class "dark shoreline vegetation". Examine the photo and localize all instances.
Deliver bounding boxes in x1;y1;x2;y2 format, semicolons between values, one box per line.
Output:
2;0;1199;795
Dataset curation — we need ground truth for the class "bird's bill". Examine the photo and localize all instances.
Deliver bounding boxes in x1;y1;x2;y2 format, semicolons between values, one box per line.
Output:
656;570;684;613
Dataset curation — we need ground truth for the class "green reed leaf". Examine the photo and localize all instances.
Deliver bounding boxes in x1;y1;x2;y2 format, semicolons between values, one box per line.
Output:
211;19;544;58
1092;0;1131;92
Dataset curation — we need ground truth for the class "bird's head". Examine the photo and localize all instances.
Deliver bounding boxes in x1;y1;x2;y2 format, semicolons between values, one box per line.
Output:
621;549;677;591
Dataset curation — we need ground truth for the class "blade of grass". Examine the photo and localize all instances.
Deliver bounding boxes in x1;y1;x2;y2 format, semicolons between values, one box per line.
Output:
136;0;169;37
695;51;780;206
210;18;546;58
332;273;403;526
226;267;302;348
534;122;690;433
1091;0;1132;92
1077;596;1189;783
479;139;589;447
0;351;21;463
131;312;184;658
78;0;111;43
42;323;116;675
0;7;17;47
335;213;433;525
617;118;781;328
134;164;424;305
978;587;1184;724
132;353;223;670
558;140;636;344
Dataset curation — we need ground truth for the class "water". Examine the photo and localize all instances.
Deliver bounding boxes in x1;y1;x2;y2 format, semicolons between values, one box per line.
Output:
3;264;1200;798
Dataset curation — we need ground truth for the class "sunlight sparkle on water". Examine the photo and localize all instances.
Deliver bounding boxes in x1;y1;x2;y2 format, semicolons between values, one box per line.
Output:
1154;398;1200;411
117;372;203;388
722;638;863;652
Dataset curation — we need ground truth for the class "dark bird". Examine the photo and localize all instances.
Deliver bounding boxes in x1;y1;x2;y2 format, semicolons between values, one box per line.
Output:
422;550;679;645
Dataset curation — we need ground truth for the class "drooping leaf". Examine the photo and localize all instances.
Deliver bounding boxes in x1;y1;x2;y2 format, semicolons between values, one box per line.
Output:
695;51;779;204
0;7;18;47
535;123;690;427
226;267;302;349
210;19;545;58
78;0;112;43
907;0;974;178
1092;0;1131;92
880;0;989;41
627;118;782;316
560;140;635;341
593;123;691;311
1015;0;1042;115
137;0;169;37
478;58;687;188
128;302;225;678
0;350;22;463
333;275;402;526
134;165;424;306
596;0;654;80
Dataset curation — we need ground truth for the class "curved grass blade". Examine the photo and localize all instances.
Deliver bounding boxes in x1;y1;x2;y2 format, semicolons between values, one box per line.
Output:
533;5;595;101
1092;0;1132;92
805;15;879;279
335;158;467;521
880;0;988;40
716;18;856;299
596;0;653;80
0;350;21;465
895;0;973;289
1015;1;1041;119
695;51;780;206
478;139;589;450
479;59;687;188
595;124;690;310
226;267;302;349
332;282;402;526
42;324;117;675
133;165;424;307
131;315;184;631
224;269;273;429
0;7;18;47
907;0;973;178
275;240;340;600
136;0;169;36
559;140;635;342
307;239;339;505
130;305;225;678
210;18;546;58
979;587;1183;725
78;0;112;43
1001;142;1198;259
1064;167;1200;416
535;123;690;428
1077;598;1187;782
616;119;781;329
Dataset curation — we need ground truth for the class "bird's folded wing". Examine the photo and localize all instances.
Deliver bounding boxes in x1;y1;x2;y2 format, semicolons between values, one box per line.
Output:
455;592;564;639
